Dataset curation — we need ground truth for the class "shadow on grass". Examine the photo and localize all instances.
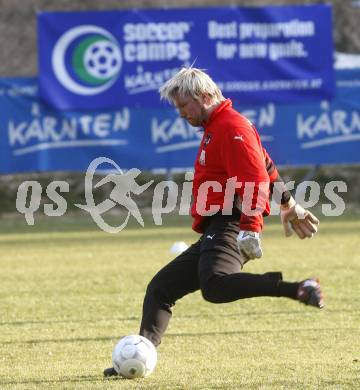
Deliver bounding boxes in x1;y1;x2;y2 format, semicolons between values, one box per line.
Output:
0;230;196;247
0;213;357;237
0;308;358;328
0;213;192;235
1;326;358;346
0;316;138;327
166;326;360;339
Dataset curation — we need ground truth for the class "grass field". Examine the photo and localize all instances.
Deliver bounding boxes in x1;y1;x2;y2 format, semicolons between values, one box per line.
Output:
0;213;359;389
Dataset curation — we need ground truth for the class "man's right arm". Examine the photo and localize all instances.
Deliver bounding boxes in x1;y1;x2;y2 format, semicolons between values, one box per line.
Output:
263;147;320;239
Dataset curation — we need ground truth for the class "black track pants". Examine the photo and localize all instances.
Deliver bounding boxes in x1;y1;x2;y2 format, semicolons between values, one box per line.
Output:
139;213;298;347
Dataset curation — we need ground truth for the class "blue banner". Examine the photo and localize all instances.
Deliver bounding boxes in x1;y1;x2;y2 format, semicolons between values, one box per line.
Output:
0;69;359;174
38;5;335;110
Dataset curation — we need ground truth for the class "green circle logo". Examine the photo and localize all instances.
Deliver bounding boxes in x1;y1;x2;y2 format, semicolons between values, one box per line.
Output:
72;35;122;85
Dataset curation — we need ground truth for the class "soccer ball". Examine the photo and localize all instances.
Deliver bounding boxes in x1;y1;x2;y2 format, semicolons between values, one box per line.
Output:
84;39;122;80
112;335;157;379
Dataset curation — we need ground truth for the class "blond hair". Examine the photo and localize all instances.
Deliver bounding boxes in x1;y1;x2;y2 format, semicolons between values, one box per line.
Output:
159;67;225;105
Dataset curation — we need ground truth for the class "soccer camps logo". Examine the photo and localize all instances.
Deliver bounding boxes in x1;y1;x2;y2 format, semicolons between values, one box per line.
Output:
52;25;122;95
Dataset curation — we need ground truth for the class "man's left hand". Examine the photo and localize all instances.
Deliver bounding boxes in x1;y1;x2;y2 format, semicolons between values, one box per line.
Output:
237;231;262;260
280;198;319;239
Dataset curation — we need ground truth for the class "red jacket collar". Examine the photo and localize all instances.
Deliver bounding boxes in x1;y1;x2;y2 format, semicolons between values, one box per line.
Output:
203;99;232;127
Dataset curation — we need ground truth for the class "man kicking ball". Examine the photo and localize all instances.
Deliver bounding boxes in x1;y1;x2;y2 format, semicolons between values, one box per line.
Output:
104;67;323;377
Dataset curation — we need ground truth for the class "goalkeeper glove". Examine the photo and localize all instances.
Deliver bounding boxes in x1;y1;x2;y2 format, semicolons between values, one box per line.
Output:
237;231;262;260
280;198;319;239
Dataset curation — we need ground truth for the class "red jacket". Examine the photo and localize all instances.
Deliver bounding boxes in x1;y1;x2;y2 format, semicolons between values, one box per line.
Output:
191;99;278;233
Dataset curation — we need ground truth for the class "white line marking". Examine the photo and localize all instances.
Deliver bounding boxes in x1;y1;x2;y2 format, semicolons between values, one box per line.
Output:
155;140;201;153
13;139;128;156
300;134;360;149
